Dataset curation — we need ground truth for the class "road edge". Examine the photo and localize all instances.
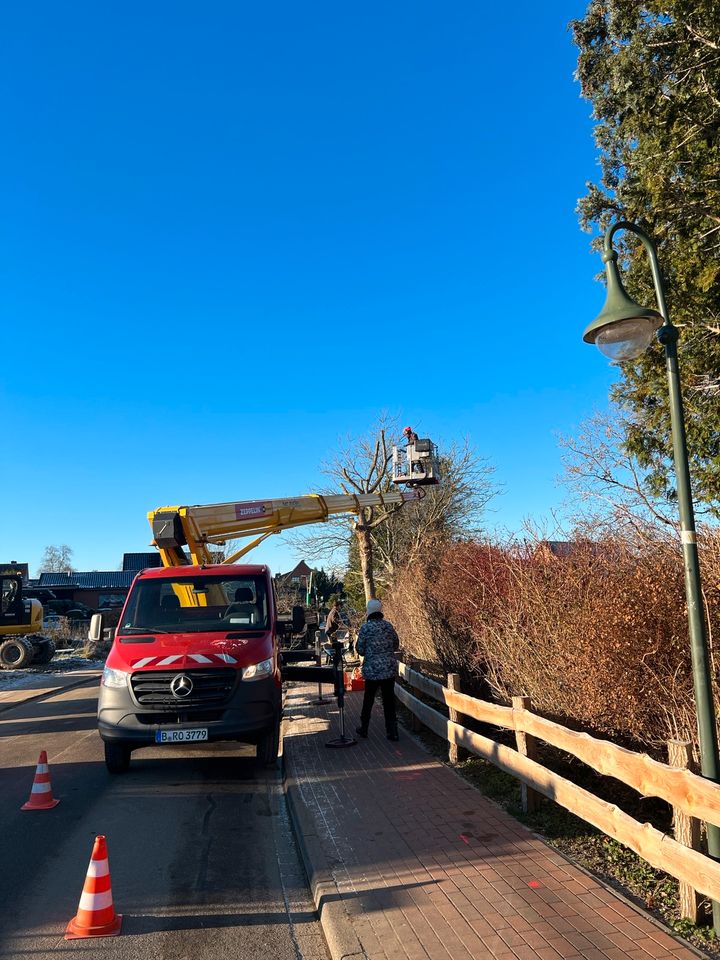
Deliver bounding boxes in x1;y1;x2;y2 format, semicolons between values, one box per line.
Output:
283;757;367;960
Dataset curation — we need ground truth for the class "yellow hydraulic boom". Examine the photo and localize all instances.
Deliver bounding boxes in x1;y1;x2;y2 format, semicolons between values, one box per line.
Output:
149;489;424;568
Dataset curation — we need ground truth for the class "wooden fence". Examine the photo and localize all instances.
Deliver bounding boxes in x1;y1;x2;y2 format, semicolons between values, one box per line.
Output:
397;660;720;921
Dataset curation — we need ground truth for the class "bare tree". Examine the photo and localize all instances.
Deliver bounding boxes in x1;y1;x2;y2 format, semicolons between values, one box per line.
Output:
372;439;496;580
39;544;74;574
290;416;497;603
559;409;677;538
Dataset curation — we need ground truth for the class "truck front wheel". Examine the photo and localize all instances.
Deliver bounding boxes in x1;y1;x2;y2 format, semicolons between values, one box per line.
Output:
104;742;131;774
256;718;280;767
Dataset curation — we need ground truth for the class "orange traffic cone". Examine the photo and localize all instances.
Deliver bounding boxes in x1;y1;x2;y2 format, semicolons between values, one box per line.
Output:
65;835;122;939
21;750;60;810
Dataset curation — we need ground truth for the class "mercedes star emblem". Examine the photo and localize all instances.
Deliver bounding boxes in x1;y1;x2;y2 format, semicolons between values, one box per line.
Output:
170;674;193;699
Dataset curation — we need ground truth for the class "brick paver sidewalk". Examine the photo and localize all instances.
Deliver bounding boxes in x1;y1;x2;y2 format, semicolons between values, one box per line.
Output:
282;681;701;960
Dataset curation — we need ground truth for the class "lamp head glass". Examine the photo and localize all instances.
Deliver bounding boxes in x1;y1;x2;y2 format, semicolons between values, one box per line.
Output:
593;316;659;361
583;250;663;360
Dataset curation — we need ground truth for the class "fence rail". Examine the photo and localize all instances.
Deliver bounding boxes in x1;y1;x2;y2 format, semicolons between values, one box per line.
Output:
397;660;719;919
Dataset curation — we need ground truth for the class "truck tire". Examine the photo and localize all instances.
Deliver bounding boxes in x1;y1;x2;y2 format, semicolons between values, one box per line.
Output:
0;637;36;670
31;638;56;665
256;718;281;767
104;742;131;774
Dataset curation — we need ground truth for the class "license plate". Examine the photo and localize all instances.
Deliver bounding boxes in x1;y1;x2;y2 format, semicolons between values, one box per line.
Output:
155;728;208;743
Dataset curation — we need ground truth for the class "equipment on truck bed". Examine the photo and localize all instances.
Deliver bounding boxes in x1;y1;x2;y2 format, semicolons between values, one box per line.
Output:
148;433;441;567
0;565;56;669
94;431;441;773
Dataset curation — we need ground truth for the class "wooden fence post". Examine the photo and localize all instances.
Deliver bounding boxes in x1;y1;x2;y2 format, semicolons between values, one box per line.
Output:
512;696;540;814
448;673;464;764
407;658;423;732
668;739;702;923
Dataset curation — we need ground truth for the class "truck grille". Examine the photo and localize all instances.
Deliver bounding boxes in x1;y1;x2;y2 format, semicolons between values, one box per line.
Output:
130;669;236;708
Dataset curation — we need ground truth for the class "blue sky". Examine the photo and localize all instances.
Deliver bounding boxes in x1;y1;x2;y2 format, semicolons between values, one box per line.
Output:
1;2;619;577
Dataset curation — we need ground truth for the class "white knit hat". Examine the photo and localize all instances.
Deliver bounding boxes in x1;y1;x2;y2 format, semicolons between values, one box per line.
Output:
366;598;383;615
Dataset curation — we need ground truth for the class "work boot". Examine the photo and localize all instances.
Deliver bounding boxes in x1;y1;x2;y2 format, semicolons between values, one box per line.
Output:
355;726;368;739
386;722;399;742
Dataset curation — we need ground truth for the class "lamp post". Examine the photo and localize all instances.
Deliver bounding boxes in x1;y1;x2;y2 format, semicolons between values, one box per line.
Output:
584;220;720;929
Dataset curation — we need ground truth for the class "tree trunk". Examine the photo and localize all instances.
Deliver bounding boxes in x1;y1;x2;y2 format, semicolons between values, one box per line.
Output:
356;527;376;601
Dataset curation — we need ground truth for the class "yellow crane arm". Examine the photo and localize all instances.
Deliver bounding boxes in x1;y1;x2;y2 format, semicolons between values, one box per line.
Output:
148;490;422;567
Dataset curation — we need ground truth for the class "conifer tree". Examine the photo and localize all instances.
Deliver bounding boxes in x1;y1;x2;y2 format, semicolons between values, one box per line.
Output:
572;1;720;513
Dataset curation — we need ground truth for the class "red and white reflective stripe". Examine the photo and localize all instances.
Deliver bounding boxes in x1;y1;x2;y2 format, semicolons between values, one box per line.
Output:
76;851;115;922
79;859;113;910
130;653;239;667
86;858;110;879
79;888;114;911
31;760;52;793
31;778;52;795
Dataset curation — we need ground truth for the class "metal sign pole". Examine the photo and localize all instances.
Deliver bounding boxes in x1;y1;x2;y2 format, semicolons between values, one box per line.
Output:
326;640;356;748
312;629;331;705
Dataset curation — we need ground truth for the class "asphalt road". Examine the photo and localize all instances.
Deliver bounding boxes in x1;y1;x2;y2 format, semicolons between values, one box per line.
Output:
0;676;329;960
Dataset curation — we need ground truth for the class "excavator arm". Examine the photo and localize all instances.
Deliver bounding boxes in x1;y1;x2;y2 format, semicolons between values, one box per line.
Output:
149;489;423;568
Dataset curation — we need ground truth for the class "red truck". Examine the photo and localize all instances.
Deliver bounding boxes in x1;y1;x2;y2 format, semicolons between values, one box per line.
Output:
97;564;302;773
98;463;440;774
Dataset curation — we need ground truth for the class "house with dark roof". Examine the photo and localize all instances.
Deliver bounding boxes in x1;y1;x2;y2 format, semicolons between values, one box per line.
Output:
532;540;613;563
274;560;313;603
276;560;312;585
26;551;164;613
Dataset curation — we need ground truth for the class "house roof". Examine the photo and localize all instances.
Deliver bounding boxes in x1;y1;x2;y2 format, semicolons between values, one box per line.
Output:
279;560;312;579
541;541;576;559
75;572;136;589
37;572;76;586
535;540;609;560
122;552;163;571
37;570;136;590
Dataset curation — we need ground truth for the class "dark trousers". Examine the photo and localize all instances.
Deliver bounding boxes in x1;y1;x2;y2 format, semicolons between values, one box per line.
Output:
360;677;397;732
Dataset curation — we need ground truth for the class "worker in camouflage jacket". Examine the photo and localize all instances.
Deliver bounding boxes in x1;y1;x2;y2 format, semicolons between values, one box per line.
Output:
355;598;400;742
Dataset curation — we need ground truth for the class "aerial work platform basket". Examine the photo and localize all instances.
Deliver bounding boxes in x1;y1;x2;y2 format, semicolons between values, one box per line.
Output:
391;430;441;487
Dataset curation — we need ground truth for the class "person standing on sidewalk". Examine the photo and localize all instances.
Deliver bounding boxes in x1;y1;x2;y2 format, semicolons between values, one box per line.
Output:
355;598;400;742
324;599;341;640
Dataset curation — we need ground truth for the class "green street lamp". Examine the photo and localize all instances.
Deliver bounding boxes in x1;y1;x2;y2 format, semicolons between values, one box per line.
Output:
584;220;720;929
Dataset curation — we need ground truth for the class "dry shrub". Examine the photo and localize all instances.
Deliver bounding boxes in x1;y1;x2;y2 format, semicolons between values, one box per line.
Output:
385;528;720;752
385;558;438;666
385;540;507;694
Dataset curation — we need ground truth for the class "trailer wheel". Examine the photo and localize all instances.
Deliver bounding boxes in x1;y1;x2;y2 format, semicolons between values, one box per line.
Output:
0;637;36;670
256;718;281;767
31;638;56;665
104;742;131;774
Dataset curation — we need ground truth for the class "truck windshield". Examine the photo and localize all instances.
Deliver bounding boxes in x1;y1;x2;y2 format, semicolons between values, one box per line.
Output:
120;575;269;634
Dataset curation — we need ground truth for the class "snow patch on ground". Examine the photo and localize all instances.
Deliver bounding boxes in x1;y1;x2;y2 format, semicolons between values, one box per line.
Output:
0;651;105;691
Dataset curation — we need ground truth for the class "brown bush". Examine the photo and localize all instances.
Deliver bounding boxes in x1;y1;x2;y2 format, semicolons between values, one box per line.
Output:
385;528;720;753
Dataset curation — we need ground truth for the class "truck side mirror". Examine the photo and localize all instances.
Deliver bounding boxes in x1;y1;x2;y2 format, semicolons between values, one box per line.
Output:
292;605;306;633
88;613;105;644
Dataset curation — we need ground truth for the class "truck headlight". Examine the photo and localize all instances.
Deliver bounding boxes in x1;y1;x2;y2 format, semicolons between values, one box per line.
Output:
242;658;273;681
101;666;129;689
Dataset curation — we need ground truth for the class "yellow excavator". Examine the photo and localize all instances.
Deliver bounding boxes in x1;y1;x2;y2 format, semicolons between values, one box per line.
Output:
0;566;56;669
